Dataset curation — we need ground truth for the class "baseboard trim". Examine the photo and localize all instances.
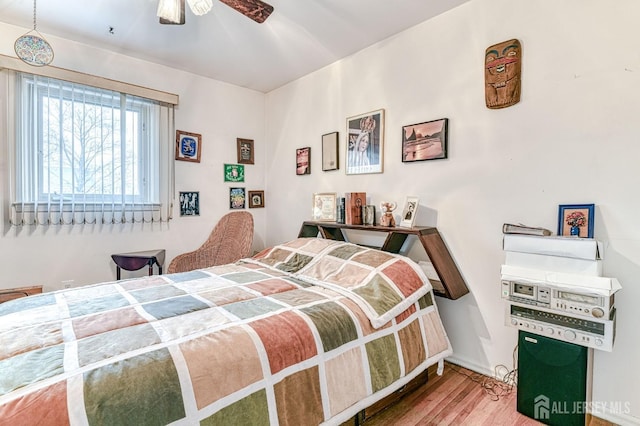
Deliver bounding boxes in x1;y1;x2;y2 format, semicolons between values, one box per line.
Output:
593;411;640;426
444;355;495;378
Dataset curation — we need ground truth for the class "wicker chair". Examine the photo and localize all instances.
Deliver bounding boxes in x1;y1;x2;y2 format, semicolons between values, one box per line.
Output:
167;211;254;273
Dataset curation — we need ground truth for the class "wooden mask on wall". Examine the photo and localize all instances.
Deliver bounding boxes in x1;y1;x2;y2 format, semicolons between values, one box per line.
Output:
485;39;521;109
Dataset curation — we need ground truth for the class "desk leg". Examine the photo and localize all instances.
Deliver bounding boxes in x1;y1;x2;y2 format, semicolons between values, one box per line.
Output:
116;266;121;281
148;264;153;276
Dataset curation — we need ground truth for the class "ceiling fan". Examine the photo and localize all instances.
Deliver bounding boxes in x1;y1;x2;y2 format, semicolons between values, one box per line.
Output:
158;0;274;25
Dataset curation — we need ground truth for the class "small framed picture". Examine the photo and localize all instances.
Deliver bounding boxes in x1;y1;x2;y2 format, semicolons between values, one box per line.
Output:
322;132;339;171
402;118;448;162
248;190;265;208
224;164;245;182
229;187;246;209
175;130;202;163
296;147;311;175
399;196;419;228
179;191;200;216
237;138;255;165
558;204;595;238
312;192;337;221
346;109;384;175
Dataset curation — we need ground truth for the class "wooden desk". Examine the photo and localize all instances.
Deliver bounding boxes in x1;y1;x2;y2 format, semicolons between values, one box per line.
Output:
111;249;166;280
0;285;43;304
298;221;469;300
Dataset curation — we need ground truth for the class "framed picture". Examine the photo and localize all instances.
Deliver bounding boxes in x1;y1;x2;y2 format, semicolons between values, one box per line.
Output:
346;109;384;175
558;204;595;238
237;138;255;164
312;192;337;222
229;187;246;209
322;132;339;171
224;164;245;182
175;130;202;163
248;190;265;208
179;191;200;216
402;118;448;162
399;196;419;228
296;147;311;175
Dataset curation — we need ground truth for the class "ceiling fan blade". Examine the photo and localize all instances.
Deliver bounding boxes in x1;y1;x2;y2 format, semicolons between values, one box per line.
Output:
159;0;186;25
218;0;274;24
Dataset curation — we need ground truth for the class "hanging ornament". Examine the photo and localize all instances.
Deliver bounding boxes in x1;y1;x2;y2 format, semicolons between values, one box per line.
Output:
14;0;54;67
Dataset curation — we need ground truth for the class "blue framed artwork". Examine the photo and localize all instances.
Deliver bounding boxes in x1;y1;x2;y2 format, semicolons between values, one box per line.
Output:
175;130;202;163
558;204;594;238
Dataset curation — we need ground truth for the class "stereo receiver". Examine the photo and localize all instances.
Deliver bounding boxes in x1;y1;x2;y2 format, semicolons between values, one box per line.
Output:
505;301;616;351
501;280;614;319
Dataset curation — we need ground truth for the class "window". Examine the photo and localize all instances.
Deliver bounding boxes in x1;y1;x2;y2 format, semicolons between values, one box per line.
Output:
8;72;175;225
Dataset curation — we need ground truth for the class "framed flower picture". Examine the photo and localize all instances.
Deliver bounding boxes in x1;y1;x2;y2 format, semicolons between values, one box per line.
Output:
557;204;595;238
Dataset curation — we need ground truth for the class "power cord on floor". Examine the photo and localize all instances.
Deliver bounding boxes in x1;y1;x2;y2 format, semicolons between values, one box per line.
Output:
447;345;518;401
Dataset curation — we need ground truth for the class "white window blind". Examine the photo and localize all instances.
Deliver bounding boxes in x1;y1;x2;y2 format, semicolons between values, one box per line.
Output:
7;71;175;226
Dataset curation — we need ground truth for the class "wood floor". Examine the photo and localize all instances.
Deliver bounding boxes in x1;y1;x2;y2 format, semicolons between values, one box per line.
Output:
352;362;617;426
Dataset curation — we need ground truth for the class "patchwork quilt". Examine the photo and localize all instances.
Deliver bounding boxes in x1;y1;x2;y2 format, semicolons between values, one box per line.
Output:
0;238;452;425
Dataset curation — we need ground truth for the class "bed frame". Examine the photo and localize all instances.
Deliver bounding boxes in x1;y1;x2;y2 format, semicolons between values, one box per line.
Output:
298;222;468;424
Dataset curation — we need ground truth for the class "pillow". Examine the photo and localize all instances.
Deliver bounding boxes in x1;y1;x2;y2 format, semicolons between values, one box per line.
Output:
248;238;433;328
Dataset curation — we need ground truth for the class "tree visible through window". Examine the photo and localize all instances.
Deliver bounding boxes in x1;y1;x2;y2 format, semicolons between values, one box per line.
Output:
11;72;173;225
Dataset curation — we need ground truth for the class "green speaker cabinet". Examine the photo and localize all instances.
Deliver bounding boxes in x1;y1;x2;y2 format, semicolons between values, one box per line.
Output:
517;331;591;426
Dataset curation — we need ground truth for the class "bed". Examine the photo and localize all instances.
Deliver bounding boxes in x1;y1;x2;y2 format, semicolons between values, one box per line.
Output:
0;237;452;425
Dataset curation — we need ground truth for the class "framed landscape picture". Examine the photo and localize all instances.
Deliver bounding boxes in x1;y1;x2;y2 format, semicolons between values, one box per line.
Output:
402;118;448;162
346;109;384;175
558;204;595;238
175;130;202;163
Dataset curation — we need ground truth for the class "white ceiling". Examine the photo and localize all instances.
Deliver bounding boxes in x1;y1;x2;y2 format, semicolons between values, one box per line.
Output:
0;0;469;93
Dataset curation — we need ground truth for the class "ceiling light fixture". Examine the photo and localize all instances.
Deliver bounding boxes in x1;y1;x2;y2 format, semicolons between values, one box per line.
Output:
157;0;213;24
14;0;54;67
187;0;213;16
157;0;183;24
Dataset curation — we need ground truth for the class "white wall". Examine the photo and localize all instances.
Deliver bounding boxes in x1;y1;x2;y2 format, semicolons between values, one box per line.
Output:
264;0;640;423
1;1;639;423
0;22;267;290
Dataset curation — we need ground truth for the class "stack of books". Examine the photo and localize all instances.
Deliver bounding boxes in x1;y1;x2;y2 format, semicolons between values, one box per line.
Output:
345;192;366;225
